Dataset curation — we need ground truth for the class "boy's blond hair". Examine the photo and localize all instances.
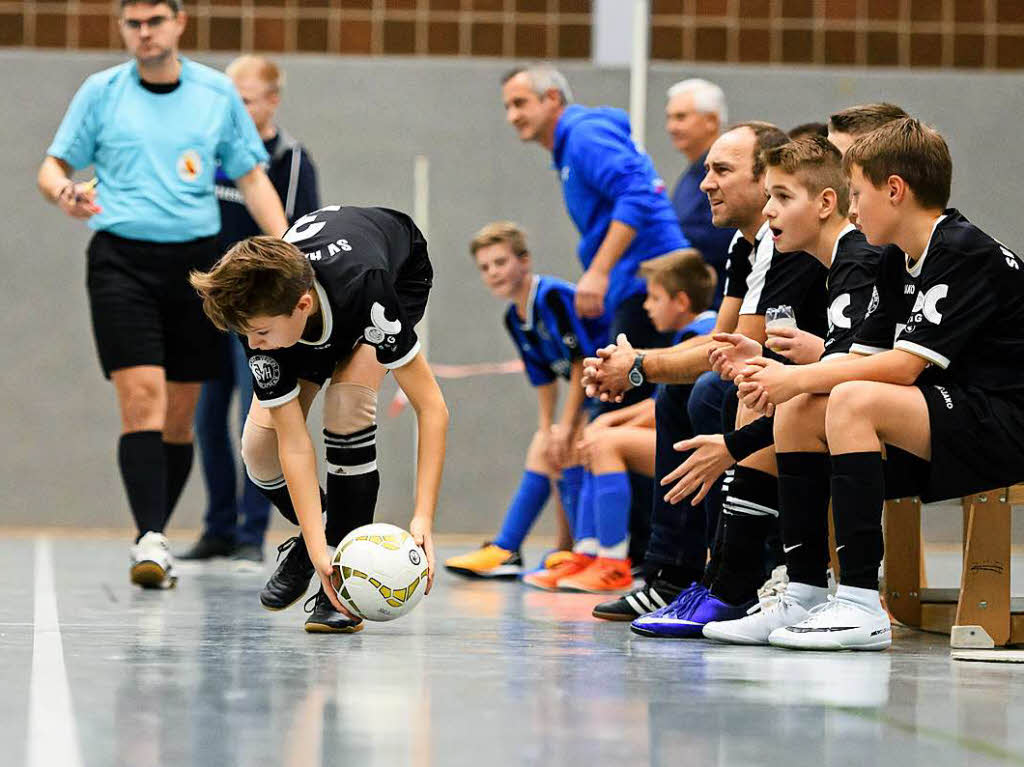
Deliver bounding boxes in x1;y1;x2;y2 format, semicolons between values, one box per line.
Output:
190;236;314;333
764;135;850;216
843;117;952;210
226;54;284;94
469;220;529;258
639;249;716;314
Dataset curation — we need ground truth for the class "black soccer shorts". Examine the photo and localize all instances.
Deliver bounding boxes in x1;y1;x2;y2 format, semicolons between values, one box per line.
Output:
86;230;224;381
883;382;1024;503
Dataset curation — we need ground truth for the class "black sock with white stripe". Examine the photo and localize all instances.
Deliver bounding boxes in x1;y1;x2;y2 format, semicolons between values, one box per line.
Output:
777;452;831;588
831;451;885;590
324;426;380;547
710;466;778;606
248;472;326;527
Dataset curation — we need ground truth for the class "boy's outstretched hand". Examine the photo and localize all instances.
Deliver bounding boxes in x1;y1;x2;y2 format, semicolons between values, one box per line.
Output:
410;516;435;595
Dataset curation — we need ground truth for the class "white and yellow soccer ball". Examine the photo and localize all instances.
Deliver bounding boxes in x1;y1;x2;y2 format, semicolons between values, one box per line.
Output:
332;523;429;622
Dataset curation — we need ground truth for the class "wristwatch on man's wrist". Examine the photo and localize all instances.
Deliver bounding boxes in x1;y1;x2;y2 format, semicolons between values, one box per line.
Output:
627;352;647;388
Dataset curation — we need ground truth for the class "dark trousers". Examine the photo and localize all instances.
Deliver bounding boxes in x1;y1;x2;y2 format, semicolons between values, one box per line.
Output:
646;371;733;574
194;335;271;547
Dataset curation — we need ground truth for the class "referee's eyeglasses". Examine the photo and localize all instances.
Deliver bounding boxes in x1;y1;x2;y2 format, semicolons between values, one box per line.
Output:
122;15;172;31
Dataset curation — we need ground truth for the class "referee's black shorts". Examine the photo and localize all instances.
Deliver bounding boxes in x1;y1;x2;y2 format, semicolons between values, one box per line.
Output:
86;230;223;382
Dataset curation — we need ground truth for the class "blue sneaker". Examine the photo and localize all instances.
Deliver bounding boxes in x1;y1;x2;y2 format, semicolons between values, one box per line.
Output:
630;584;755;638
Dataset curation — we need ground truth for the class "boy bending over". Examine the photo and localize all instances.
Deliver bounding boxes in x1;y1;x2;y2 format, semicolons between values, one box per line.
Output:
192;205;448;634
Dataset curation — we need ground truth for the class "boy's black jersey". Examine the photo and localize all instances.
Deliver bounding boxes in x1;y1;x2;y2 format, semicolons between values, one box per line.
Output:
851;209;1024;398
742;239;829;340
245;205;429;407
822;225;885;359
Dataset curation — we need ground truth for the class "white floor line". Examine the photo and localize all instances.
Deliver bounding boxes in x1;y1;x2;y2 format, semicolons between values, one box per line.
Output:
27;536;83;767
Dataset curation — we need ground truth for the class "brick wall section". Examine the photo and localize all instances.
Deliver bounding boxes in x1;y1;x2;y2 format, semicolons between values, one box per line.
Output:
0;0;1021;68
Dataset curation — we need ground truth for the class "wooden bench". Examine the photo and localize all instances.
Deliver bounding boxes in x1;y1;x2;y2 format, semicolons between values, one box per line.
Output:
883;487;1023;648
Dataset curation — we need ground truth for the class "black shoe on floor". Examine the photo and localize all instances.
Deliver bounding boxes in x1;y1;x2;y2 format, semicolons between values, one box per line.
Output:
260;536;315;611
231;543;265;565
303;589;364;634
592;578;684;621
177;534;235;560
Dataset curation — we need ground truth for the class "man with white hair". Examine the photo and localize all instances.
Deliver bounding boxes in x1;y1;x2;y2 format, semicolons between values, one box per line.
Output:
665;78;735;308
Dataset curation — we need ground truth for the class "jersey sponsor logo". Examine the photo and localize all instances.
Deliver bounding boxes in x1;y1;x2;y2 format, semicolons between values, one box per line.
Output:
562;333;578;349
865;286;880;317
365;302;402;347
828;293;852;334
177;149;202;182
909;283;948;326
249;355;281;389
904;284;916;295
550;359;571;376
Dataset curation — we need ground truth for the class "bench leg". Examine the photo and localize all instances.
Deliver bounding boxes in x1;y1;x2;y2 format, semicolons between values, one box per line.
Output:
883;497;922;627
952;490;1012;648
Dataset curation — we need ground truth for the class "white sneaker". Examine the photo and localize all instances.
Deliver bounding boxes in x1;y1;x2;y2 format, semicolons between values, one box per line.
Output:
704;581;824;646
756;565;789;606
130;531;177;589
768;587;891;651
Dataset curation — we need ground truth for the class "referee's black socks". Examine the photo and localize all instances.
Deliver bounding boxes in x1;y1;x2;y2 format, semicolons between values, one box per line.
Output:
830;451;885;590
162;441;193;529
119;431;167;539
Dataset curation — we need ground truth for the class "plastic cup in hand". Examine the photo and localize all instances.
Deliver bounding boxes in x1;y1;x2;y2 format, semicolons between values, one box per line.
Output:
765;305;797;331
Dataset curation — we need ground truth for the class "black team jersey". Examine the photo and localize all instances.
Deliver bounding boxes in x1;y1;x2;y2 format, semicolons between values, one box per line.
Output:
245;205;429;407
722;229;757;300
822;224;884;359
850;209;1024;399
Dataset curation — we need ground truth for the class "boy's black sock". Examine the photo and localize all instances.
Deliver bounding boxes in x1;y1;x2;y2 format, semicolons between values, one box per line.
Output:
777;451;831;588
324;426;380;547
831;451;885;590
162;441;194;528
118;431;167;539
710;466;778;605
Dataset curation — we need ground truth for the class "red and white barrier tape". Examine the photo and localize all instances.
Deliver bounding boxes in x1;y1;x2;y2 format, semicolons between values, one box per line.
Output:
387;359;524;417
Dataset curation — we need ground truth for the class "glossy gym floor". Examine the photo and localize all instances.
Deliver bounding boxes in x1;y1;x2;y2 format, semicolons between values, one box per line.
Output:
4;535;1023;767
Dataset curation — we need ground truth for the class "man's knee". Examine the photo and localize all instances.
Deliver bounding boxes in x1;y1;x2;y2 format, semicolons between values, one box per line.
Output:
118;378;165;430
240;418;282;485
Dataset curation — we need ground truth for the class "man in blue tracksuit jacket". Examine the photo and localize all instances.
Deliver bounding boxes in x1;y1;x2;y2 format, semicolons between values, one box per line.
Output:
502;64;690;407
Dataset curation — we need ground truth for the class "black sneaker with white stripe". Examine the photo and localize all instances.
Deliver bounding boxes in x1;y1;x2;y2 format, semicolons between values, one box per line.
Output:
592;578;684;621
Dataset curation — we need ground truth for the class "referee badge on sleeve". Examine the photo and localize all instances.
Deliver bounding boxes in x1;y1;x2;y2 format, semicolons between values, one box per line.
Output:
249;355;281;388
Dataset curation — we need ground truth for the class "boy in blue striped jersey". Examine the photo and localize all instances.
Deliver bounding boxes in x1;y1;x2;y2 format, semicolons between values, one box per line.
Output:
445;222;606;578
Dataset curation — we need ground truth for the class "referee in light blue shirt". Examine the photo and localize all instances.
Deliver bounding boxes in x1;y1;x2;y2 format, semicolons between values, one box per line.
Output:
36;0;289;591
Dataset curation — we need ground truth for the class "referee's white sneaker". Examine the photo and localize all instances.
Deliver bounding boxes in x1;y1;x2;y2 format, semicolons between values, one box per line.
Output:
130;531;178;590
703;582;827;646
768;585;891;651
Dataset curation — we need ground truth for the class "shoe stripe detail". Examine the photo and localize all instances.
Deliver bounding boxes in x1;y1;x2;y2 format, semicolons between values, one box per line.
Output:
625;594;646;615
650;590;668;608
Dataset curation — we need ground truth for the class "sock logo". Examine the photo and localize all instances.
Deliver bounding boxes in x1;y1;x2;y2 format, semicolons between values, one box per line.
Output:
248;354;281;388
782;543;803;553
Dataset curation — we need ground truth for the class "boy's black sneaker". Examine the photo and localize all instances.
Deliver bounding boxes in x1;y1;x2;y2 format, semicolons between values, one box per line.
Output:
303;589;364;634
177;534;235;560
592;578;684;621
260;536;315;611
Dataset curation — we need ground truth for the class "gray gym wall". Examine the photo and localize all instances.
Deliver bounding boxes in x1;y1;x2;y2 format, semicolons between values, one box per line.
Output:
2;49;1022;546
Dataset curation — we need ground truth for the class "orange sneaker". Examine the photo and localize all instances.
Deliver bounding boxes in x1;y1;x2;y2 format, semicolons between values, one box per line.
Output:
558;557;633;594
522;552;594;591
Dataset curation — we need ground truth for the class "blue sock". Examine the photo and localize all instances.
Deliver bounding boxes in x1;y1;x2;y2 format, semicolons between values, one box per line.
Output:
493;470;550;551
556;465;584;535
574;471;598;555
594;472;631;560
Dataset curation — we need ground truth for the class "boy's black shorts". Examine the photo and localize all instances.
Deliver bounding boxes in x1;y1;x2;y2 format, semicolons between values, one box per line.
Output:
883;383;1024;503
87;230;223;382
